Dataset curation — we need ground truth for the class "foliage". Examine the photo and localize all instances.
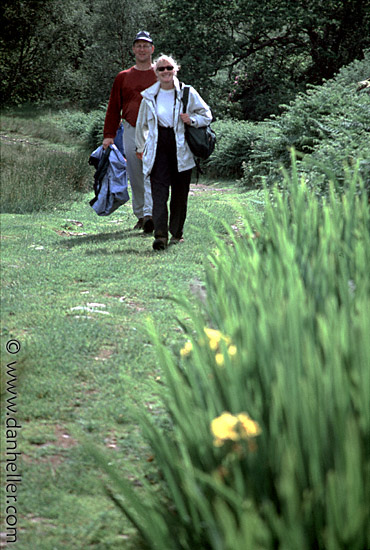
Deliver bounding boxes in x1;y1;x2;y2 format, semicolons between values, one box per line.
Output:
1;0;369;120
76;0;158;110
0;107;92;213
0;142;89;213
203;118;259;179
47;106;109;152
240;52;370;192
0;105;115;214
95;163;370;549
157;0;370;119
199;54;369;185
0;0;92;104
1;109;257;547
51;109;99;139
83;105;108;151
0;0;158;109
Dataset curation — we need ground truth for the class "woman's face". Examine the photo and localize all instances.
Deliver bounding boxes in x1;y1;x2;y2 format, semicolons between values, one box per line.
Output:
156;61;175;87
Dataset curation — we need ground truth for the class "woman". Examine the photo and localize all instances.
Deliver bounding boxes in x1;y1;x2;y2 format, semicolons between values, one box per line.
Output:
135;54;212;250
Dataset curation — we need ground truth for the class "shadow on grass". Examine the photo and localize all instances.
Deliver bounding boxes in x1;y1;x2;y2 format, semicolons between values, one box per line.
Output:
58;229;136;248
84;247;154;257
58;228;158;256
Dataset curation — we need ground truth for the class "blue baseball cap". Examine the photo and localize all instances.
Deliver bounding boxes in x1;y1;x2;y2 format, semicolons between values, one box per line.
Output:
133;31;153;44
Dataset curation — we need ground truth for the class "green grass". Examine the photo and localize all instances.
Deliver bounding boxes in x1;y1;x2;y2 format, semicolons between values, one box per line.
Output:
1;111;264;549
1;107;92;214
115;169;369;550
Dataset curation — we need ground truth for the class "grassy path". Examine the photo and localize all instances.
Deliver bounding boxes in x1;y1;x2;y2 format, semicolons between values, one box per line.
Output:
1;183;262;549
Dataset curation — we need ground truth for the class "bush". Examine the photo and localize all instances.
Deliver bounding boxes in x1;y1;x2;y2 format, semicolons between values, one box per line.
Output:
84;105;108;151
241;51;370;192
51;109;99;139
204;118;260;179
94;162;370;549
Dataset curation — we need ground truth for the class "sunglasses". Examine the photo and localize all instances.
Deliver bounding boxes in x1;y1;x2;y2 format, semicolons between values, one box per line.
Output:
157;65;174;72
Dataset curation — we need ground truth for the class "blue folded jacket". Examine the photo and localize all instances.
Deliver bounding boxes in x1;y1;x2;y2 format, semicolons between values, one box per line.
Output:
88;143;129;216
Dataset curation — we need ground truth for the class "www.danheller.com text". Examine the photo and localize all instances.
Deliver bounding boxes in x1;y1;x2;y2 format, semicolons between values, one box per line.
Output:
4;339;22;545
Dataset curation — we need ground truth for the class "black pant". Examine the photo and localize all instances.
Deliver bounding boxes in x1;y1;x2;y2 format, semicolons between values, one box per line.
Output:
150;126;192;240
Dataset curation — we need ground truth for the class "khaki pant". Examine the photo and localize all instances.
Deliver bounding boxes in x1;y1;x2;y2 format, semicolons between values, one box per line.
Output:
123;121;152;219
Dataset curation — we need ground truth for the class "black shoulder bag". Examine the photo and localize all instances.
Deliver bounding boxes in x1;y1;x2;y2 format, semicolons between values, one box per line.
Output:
182;85;216;160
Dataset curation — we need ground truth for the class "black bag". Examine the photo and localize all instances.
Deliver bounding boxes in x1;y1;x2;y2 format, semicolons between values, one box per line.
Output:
182;85;216;160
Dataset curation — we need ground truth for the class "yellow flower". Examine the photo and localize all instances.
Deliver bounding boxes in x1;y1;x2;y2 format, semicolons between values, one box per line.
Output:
180;341;193;357
215;353;225;367
180;328;237;363
211;412;239;446
209;338;219;351
228;345;237;357
237;413;261;438
211;412;261;447
204;327;222;348
204;327;219;339
204;327;231;349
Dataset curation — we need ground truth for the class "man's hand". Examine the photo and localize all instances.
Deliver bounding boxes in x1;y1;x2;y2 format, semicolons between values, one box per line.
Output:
136;151;143;160
103;138;114;150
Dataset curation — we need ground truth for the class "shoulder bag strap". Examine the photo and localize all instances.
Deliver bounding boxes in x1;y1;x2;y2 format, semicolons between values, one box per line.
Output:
182;84;190;113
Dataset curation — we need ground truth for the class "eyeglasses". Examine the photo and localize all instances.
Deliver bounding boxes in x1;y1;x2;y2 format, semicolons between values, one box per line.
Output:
157;65;174;72
134;44;152;50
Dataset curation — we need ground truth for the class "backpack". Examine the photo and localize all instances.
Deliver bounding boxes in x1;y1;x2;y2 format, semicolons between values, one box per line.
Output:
181;85;216;160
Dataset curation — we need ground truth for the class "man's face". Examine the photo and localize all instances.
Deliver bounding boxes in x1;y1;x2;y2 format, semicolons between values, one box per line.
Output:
133;40;154;63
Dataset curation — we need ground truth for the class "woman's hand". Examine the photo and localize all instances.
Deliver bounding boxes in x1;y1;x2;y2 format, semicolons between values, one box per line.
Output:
180;113;191;125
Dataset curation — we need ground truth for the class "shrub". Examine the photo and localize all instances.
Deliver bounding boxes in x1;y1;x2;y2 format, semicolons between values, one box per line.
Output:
203;118;260;179
241;51;370;192
84;105;108;151
83;107;259;180
93;162;370;549
51;109;98;139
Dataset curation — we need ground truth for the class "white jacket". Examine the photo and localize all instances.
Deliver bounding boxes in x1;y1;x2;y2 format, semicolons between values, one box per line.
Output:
135;77;212;176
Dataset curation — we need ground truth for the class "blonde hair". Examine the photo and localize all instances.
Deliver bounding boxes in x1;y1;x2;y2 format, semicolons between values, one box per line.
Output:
154;54;180;74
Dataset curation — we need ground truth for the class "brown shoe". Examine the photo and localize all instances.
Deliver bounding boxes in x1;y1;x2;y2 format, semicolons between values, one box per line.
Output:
133;218;143;230
143;216;154;233
152;237;168;251
169;236;184;245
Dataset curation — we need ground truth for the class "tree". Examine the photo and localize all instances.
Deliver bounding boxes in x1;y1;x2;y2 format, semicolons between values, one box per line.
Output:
0;0;158;107
0;0;92;104
1;0;369;118
78;0;158;109
156;0;370;119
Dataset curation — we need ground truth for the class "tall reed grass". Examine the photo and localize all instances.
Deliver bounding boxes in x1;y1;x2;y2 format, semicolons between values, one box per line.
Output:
1;142;90;213
0;106;96;213
93;159;370;550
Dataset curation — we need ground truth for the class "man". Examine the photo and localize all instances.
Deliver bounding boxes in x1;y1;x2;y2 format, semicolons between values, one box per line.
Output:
103;31;157;232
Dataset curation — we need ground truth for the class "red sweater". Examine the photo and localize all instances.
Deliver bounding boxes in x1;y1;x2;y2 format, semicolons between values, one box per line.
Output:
104;66;157;138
